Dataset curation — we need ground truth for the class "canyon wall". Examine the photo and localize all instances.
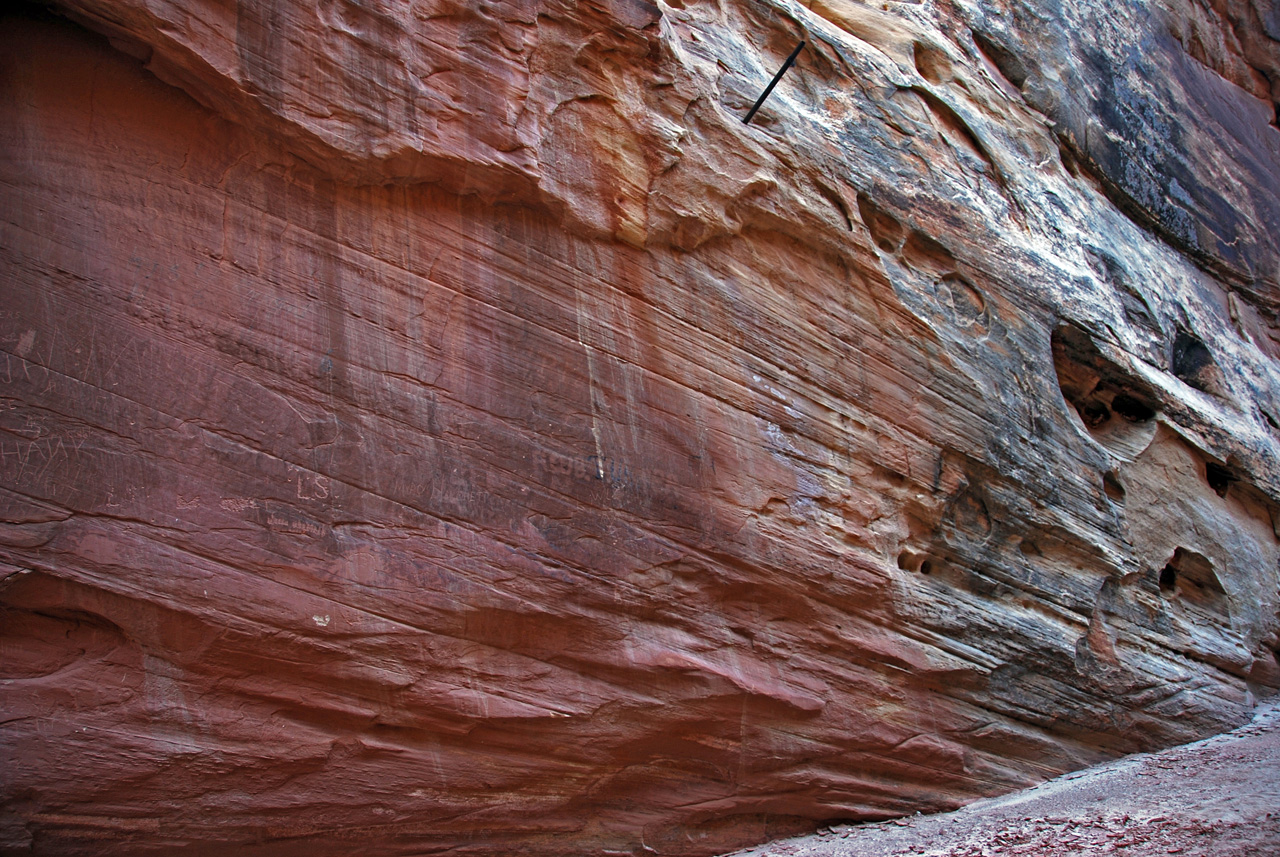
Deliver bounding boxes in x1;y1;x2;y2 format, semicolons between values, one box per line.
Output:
2;0;1279;854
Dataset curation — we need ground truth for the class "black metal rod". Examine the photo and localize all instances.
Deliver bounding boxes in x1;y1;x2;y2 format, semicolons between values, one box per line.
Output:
743;41;805;125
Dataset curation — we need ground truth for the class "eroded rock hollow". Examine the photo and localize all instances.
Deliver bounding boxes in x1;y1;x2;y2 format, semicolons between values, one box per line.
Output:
2;0;1279;854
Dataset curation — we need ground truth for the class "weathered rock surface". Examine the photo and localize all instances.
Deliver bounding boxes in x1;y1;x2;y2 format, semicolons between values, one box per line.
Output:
1;0;1278;854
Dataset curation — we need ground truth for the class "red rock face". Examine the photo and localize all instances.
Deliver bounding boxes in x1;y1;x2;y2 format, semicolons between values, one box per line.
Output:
1;1;1278;855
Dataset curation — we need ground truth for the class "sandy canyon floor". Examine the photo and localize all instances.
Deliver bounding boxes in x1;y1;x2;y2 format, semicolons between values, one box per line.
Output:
726;698;1280;857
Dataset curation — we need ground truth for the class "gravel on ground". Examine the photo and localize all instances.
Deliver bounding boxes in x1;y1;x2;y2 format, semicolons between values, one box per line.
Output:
724;698;1280;857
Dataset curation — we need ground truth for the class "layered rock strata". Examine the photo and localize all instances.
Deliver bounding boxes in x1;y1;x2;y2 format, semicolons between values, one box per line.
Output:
2;0;1279;854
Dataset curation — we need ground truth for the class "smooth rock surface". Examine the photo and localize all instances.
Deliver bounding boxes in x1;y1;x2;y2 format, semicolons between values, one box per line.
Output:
1;0;1279;854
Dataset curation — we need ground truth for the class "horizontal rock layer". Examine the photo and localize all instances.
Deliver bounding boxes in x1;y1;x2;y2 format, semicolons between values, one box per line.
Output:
2;0;1279;855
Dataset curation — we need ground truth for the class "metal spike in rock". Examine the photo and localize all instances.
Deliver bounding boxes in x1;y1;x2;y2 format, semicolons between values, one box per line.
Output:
743;40;805;125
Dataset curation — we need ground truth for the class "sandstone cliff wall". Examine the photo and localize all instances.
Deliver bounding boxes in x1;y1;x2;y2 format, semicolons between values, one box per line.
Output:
2;0;1279;854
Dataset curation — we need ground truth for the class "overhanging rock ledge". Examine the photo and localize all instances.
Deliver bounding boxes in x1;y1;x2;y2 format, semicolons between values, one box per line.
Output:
1;0;1279;854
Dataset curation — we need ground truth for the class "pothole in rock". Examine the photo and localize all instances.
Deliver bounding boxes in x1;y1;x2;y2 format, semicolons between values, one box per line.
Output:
1103;470;1126;504
1205;461;1235;498
857;192;905;254
1171;328;1226;396
1158;546;1230;622
897;549;934;575
1052;324;1159;461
